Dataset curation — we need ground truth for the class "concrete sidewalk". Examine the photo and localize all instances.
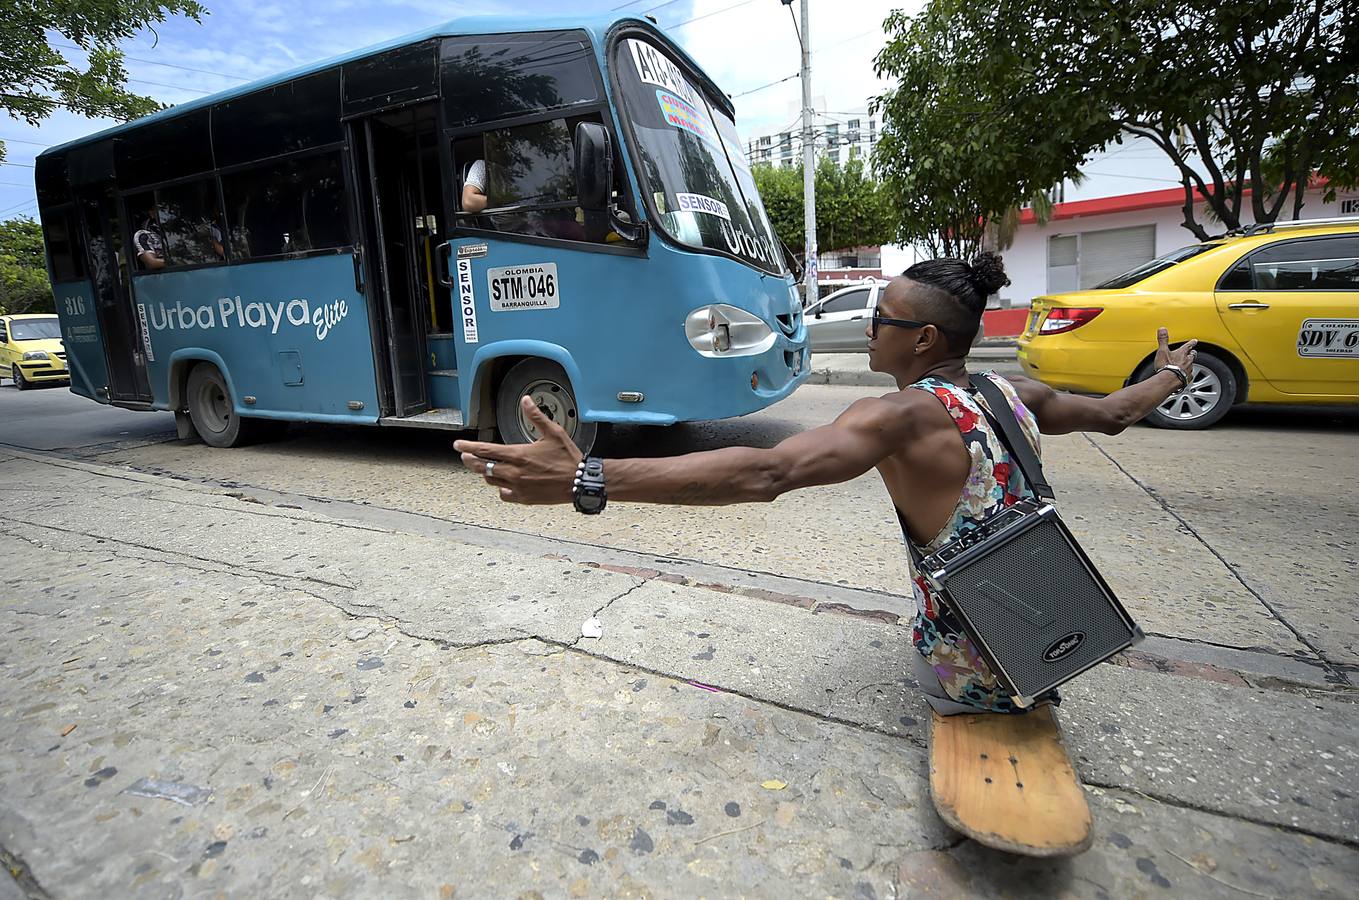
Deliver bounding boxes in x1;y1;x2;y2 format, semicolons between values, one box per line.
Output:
1;449;1356;898
807;343;1020;388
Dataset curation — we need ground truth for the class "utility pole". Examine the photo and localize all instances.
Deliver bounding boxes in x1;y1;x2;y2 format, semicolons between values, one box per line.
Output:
786;0;817;302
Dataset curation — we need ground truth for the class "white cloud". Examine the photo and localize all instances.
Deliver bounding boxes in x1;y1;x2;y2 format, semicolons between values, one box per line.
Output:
668;0;923;139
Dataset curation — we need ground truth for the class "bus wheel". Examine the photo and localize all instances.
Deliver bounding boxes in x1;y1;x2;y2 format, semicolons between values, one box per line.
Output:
496;358;601;454
186;363;260;448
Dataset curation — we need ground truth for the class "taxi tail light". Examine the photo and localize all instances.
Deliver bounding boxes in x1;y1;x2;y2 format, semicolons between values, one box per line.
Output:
1039;307;1103;335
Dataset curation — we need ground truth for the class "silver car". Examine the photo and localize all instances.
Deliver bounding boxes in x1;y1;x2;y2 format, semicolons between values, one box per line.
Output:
805;282;883;352
806;279;987;352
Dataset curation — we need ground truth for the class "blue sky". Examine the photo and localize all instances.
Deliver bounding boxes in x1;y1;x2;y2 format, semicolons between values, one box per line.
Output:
0;0;1178;223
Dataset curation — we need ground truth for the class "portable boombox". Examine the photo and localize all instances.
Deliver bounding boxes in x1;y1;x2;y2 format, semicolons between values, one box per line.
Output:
918;497;1143;708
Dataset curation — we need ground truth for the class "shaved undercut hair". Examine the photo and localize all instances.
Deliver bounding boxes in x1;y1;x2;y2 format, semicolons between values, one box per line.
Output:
901;252;1010;351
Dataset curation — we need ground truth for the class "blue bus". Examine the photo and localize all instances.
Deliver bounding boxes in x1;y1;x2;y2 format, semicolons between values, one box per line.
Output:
35;15;809;451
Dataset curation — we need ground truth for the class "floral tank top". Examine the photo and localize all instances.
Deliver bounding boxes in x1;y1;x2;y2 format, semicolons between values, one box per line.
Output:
897;372;1042;713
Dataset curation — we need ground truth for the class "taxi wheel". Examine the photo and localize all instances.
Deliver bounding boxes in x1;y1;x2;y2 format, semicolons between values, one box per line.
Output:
495;358;603;454
12;366;29;391
1138;351;1236;430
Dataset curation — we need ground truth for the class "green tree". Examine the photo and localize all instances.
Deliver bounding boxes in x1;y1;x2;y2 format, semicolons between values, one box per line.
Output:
0;217;54;314
751;158;895;254
873;0;1358;248
0;0;207;163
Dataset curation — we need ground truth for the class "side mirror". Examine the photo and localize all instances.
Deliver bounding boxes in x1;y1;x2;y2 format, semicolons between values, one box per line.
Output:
574;122;612;213
812;307;822;319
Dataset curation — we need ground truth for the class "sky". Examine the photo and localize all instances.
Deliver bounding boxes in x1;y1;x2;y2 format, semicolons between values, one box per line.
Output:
0;0;1179;224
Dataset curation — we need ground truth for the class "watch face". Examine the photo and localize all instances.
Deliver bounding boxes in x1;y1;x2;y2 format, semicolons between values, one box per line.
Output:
578;492;605;512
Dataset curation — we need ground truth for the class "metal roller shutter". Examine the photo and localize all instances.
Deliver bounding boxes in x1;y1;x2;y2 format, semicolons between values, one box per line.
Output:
1080;225;1156;289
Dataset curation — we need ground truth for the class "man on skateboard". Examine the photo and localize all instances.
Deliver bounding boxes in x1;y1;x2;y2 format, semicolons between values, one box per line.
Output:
454;253;1199;853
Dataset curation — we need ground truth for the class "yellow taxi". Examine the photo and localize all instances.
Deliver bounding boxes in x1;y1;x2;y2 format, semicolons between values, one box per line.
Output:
1017;219;1359;428
0;313;69;390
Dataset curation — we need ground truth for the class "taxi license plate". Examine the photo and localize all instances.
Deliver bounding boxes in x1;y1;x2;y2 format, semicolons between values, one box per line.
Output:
1297;318;1359;358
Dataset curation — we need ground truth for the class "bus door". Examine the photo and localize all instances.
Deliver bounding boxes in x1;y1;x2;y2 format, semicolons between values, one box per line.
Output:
351;115;433;417
73;180;152;403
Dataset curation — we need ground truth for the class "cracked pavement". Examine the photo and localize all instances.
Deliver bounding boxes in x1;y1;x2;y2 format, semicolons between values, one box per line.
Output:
2;383;1358;897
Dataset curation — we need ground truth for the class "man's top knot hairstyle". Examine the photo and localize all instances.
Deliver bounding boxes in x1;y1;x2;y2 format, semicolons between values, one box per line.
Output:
901;251;1011;350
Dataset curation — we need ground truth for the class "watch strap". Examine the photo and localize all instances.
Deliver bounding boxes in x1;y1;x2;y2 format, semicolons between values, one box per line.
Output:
573;456;607;514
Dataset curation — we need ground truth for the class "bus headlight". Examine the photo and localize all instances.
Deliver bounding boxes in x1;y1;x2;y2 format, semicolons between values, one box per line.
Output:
22;351;50;361
684;305;776;358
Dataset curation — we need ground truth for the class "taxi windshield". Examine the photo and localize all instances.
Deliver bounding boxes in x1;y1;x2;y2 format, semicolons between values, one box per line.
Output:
10;318;61;341
614;37;785;276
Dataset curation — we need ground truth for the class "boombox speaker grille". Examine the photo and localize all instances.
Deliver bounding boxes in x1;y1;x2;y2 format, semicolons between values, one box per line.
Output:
939;516;1137;700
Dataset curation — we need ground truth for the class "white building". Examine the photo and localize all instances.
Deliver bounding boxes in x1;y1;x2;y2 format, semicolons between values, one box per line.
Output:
744;103;880;169
1001;182;1350;310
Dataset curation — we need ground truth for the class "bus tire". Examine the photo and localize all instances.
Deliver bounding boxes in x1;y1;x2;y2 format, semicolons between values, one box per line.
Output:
495;358;601;454
185;363;279;448
12;366;29;391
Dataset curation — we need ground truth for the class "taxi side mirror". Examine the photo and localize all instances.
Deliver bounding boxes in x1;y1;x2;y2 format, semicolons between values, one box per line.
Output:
574;123;612;213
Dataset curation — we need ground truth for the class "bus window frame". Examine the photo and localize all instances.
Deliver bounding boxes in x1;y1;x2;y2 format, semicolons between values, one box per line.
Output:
210;144;358;268
438;30;644;259
605;26;782;277
444;106;645;259
121;173;231;274
39;202;88;283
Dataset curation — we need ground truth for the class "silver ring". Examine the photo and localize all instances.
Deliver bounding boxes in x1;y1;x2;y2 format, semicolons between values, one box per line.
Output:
484;460;495;480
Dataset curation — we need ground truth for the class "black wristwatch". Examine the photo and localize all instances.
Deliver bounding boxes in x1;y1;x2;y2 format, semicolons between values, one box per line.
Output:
573;457;607;514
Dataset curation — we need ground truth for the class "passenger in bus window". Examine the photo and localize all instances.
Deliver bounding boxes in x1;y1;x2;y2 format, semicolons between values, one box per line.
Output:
133;202;167;271
462;158;488;214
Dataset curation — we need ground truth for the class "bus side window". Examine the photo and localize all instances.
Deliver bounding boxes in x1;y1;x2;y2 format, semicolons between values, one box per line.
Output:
221;152;350;261
157;179;226;266
454;114;628;245
43;208;87;282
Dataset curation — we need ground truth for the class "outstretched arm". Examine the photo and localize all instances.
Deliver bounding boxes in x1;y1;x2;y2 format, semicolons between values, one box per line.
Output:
1011;328;1198;435
454;394;918;506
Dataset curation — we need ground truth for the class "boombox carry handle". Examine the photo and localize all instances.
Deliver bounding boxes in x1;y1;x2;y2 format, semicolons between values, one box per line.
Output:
970;376;1055;502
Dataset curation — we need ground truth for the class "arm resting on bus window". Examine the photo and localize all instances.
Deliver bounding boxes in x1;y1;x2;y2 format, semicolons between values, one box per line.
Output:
1010;328;1199;435
138;252;166;271
461;183;487;214
454;393;924;507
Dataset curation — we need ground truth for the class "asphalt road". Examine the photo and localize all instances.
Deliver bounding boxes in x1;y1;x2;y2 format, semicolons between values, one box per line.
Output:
4;369;1355;676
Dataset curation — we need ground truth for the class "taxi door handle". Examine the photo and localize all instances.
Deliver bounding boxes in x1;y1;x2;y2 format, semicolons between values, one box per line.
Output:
1228;302;1270;310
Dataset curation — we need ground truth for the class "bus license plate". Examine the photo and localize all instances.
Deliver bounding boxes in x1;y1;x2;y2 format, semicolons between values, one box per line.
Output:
1297;318;1359;358
487;263;560;312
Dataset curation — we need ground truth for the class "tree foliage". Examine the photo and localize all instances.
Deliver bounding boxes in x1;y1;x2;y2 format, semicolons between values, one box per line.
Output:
0;0;206;163
751;157;895;255
0;218;54;315
873;0;1359;248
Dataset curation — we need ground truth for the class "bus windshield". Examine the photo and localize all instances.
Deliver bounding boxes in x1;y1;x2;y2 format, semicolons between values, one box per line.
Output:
615;37;785;276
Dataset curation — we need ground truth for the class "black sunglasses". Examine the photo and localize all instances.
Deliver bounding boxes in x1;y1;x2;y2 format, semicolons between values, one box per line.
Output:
869;312;929;339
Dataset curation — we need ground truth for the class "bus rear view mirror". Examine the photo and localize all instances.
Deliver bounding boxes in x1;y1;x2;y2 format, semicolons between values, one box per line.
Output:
574;122;612;212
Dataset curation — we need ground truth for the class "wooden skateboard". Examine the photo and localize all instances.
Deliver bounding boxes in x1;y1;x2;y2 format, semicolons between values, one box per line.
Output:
928;704;1093;856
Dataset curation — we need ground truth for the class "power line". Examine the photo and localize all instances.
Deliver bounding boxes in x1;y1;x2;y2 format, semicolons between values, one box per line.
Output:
0;136;49;147
53;42;250;84
0;199;38;217
672;0;762;29
729;28;881;99
734;73;797;98
1;162;35;168
127;77;213;96
1080;169;1182;184
0;180;34;187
